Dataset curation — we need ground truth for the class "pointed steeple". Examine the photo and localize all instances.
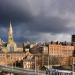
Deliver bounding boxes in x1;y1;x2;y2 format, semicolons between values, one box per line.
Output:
7;21;17;52
9;21;13;34
8;21;14;43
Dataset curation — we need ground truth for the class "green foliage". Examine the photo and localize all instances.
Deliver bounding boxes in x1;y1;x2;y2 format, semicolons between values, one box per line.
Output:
3;43;7;47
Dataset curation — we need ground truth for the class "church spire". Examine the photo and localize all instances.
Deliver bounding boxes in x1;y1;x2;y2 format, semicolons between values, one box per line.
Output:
9;21;13;34
8;21;14;43
7;21;17;52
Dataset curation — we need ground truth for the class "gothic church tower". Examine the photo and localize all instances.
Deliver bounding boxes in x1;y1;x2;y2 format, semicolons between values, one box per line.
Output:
8;21;13;43
7;21;17;52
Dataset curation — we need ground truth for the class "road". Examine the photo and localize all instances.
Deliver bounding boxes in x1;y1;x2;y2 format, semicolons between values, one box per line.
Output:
0;65;46;75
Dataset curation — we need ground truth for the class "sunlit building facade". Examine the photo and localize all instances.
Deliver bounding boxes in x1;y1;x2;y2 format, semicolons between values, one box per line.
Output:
48;42;74;65
48;43;74;56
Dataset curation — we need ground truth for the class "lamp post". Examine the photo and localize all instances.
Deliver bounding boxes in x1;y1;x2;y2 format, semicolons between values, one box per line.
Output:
48;45;50;69
73;57;74;72
35;56;37;75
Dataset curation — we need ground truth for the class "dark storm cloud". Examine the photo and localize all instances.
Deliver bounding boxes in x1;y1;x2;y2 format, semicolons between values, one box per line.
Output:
0;0;75;42
0;0;32;27
27;16;69;33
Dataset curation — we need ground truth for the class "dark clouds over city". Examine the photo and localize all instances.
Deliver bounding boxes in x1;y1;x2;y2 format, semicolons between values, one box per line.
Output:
0;0;75;42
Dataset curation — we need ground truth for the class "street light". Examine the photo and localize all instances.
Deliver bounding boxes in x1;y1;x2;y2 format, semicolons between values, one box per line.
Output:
35;56;37;75
48;45;50;69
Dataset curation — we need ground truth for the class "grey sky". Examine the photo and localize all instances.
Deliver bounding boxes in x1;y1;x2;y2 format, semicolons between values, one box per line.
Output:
0;0;75;42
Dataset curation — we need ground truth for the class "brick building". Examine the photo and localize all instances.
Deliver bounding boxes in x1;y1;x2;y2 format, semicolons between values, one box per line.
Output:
46;42;74;65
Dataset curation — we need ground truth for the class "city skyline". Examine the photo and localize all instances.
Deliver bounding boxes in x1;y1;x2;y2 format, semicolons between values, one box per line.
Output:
0;0;75;42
